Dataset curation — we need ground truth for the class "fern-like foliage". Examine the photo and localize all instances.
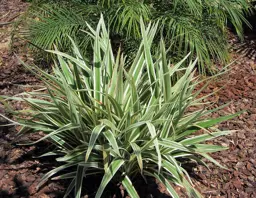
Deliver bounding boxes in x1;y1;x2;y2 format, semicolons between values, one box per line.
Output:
24;3;99;53
21;0;253;73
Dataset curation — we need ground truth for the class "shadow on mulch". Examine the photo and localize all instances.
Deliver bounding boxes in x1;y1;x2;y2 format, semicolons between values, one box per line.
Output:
0;176;64;198
77;174;172;198
0;175;29;198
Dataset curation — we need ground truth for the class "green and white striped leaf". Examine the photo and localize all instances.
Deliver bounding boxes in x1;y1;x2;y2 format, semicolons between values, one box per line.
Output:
86;125;105;161
96;159;125;198
122;175;139;198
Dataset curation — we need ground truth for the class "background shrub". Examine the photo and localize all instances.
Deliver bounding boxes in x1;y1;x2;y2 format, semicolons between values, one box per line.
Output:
18;0;252;73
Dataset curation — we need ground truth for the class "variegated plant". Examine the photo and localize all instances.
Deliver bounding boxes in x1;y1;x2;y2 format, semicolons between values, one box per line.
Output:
2;17;237;198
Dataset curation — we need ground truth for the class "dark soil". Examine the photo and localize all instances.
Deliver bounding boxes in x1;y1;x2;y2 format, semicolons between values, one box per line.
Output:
1;1;256;198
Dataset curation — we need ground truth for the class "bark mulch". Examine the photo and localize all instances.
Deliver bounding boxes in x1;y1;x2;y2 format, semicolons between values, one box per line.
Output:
0;1;66;198
192;55;256;198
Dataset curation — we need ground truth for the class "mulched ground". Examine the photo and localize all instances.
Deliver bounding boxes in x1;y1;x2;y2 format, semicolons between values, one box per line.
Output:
0;0;256;197
192;55;256;198
0;1;66;198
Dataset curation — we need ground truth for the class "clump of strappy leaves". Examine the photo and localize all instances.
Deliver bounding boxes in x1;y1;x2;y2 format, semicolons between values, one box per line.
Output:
2;18;238;197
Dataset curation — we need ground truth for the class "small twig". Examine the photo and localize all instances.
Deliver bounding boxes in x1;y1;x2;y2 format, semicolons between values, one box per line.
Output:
7;13;21;22
0;11;10;20
0;22;12;26
0;13;21;26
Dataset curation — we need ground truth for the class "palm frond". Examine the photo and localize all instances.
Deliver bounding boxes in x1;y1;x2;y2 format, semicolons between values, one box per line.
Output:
17;0;253;73
23;3;101;52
